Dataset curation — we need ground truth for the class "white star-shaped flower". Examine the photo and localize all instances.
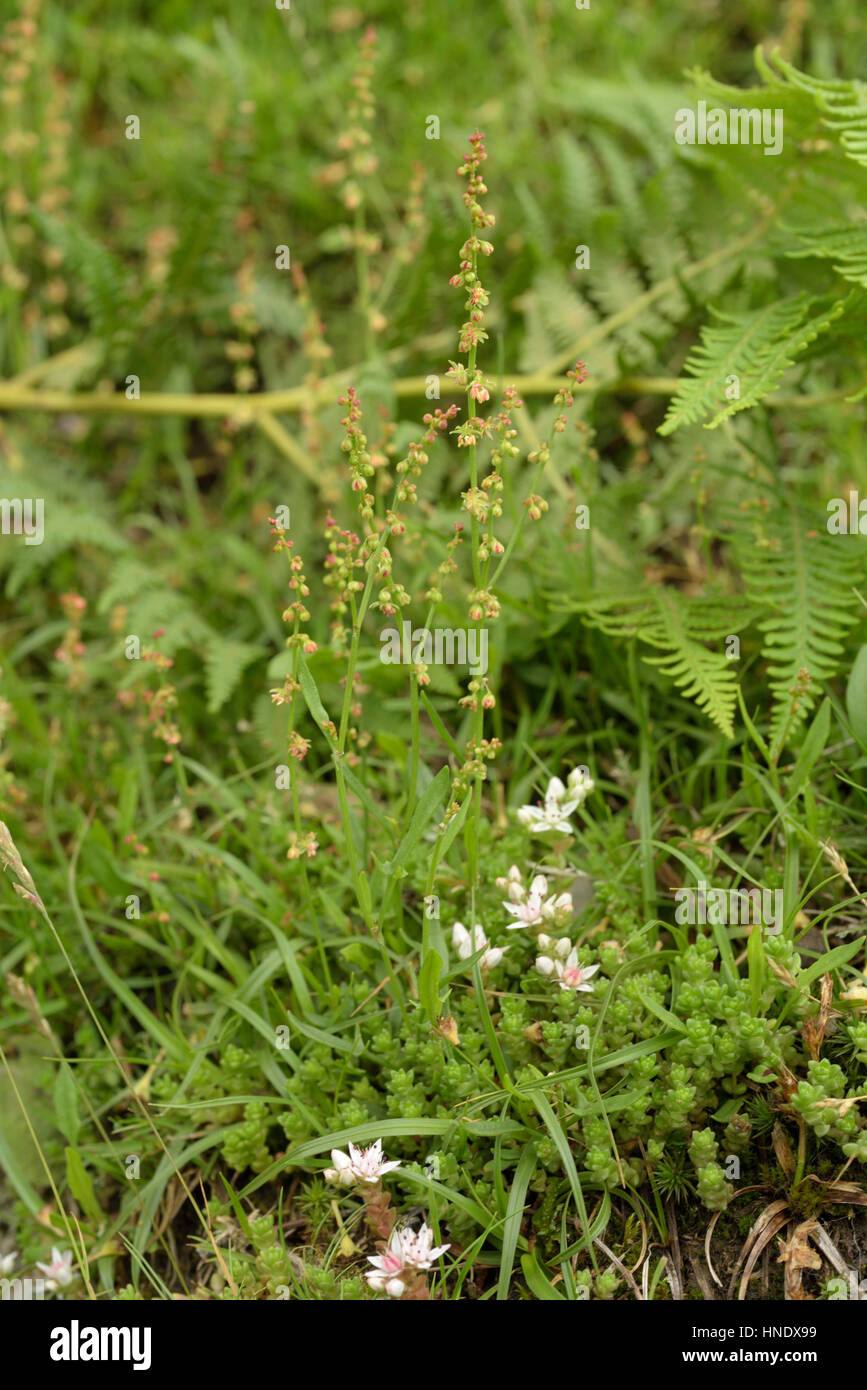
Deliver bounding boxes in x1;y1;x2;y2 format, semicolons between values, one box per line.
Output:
537;948;599;992
35;1246;74;1289
517;776;581;835
323;1139;402;1186
452;921;509;970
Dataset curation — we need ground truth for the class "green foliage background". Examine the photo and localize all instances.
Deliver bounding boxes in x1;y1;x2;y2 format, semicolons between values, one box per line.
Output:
1;0;867;1303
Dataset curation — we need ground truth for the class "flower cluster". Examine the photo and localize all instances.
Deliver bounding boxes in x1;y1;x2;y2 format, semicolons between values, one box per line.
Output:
134;631;182;763
449;129;495;355
498;865;573;930
365;1223;451;1299
451;921;508;972
271;518;316;655
516;766;594;836
423;521;464;606
448;735;502;806
536;947;600;993
54;591;87;689
395;405;459;508
323;513;364;656
285;829;318;861
339;386;375;516
323;1139;450;1299
324;1139;402;1186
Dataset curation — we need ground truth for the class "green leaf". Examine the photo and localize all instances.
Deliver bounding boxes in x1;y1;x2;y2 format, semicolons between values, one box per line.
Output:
418;949;443;1024
747;923;766;1015
65;1147;102;1224
846;645;867;749
633;983;687;1033
296;653;334;737
356;870;373;922
797;938;864;991
787;697;831;796
498;1145;538;1300
384;766;450;875
712;1098;745;1123
520;1251;567;1300
527;1092;595;1263
54;1063;80;1147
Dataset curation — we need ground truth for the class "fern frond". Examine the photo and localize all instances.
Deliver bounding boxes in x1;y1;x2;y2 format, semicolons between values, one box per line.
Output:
658;292;846;435
786;224;867;289
642;594;739;738
585;129;645;239
518;269;613;375
203;637;263;713
556;131;602;237
30;213;137;360
758;51;867;169
0;461;125;595
736;503;863;751
554;588;750;737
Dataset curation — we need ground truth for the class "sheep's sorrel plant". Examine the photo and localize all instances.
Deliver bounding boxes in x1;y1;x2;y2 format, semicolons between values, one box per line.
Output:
269;127;590;1057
